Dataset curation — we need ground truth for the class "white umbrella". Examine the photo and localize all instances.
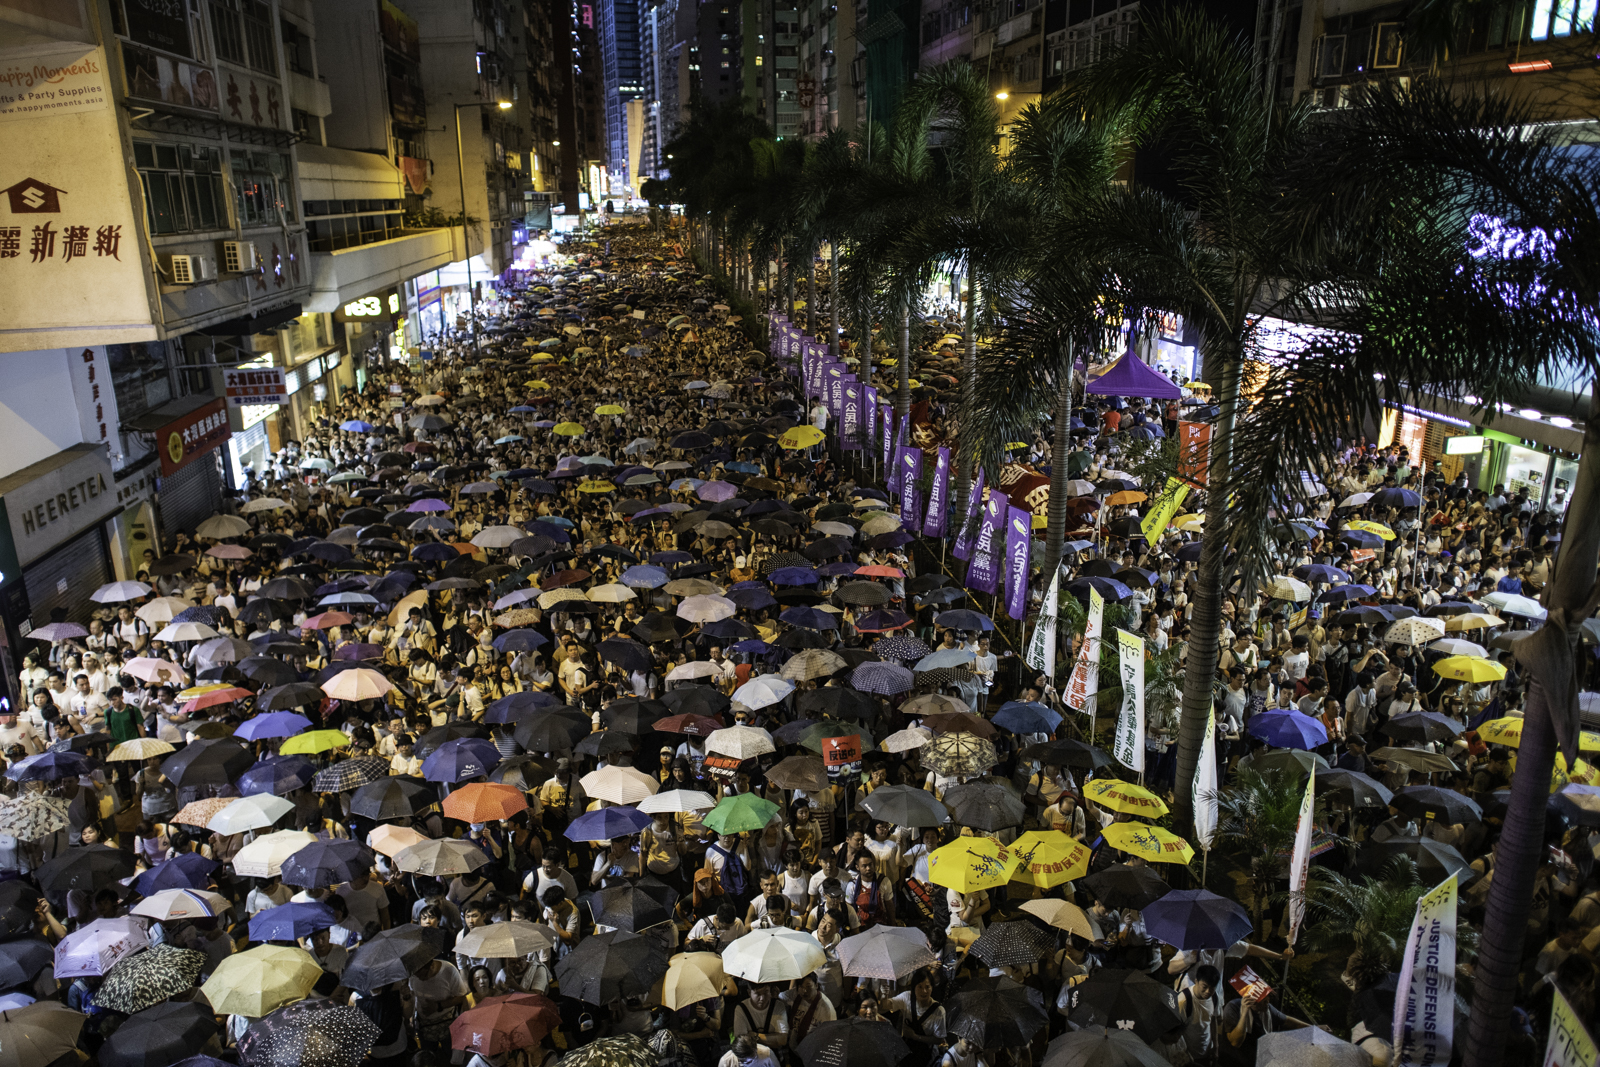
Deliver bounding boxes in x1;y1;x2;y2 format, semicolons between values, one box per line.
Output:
721;928;828;982
665;662;721;682
90;581;152;604
455;921;555;958
195;636;253;666
321;668;393;701
122;658;189;684
394;838;490;876
416;394;448;406
232;830;320;878
135;597;194;626
676;595;736;623
586;583;637;603
881;727;934;753
208;794;295;835
1264;575;1311;603
705;725;776;760
53;917;149;978
241;497;290;513
1339;492;1374;508
637;789;718;814
732;676;794;709
1064;479;1097;497
1429;637;1488;658
130;888;231;922
581;765;660;805
1384;616;1447;646
1481;591;1547;619
154;622;220;643
472;525;526;548
196;514;252;539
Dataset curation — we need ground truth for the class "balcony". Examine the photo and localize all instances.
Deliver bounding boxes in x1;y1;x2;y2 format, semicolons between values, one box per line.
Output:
290;71;332;118
304;228;457;312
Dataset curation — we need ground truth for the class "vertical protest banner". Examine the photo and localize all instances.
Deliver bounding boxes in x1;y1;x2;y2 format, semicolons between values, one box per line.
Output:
965;492;1007;595
1392;875;1459;1067
952;468;986;561
841;383;862;450
1066;586;1104;720
863;385;878;443
1178;421;1212;486
899;448;923;527
1004;506;1032;621
1287;769;1316;946
922;447;951;538
1113;629;1145;773
1025;571;1060;683
880;405;895;469
1194;708;1219;855
1545;986;1598;1067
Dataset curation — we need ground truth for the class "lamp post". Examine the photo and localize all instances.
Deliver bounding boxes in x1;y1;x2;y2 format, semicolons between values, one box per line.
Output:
454;99;513;352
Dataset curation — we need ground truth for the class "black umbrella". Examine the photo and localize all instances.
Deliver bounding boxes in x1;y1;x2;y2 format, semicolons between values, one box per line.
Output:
161;738;253;787
584;881;678;931
795;688;878;721
966;921;1055;968
238;997;381;1067
34;844;137;893
633;612;689;643
1068;969;1183;1044
280;838;376;889
1381;712;1465;744
659;686;732;717
350;776;437;820
1360;836;1475;884
1392;786;1483;825
257;577;316;600
947;975;1050;1046
796;1018;909;1067
942;782;1027;831
256;682;328;710
858;783;949;827
514;710;591;752
1318;767;1394;809
1043;1027;1169;1067
237;656;299;686
553;930;668;1003
236;599;294;625
1020;738;1116;770
599;636;654;672
1082;864;1171;910
0;938;51;988
575;731;638;758
99;1000;217;1067
601;698;671;733
342;923;449;995
489;753;557;791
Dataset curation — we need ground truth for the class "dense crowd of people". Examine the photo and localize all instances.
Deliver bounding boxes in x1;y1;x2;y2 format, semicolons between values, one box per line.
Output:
0;218;1590;1067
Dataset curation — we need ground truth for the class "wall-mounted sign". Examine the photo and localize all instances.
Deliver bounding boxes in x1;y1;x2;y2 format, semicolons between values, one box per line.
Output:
0;444;117;565
1445;435;1487;455
158;397;231;476
224;366;288;407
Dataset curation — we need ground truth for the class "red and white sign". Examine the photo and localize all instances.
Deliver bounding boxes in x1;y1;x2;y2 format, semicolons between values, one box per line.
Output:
159;397;232;476
821;734;862;768
224;366;287;407
1177;421;1211;487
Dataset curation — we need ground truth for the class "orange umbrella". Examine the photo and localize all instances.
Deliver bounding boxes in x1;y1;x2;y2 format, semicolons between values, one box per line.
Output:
854;565;905;578
180;686;254;713
442;782;529;823
303;611;354;630
1105;490;1148;506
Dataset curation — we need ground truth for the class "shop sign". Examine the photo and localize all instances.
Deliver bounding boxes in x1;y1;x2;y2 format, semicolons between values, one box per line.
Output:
219;67;284;129
115;466;158;507
0;444;116;565
224;366;288;407
1445;435;1486;455
158;397;232;476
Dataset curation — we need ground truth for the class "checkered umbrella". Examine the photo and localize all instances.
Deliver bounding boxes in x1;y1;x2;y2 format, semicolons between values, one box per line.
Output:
312;757;390;792
779;649;848;681
849;661;913;696
759;552;810;575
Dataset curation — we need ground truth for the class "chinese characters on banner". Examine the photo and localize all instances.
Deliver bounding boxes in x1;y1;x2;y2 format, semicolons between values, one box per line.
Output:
965;492;1007;596
952;468;986;562
898;448;922;527
922;447;950;538
158;398;232;476
1065;587;1103;717
1113;629;1145;773
840;383;862;450
1004;506;1031;621
67;346;121;464
1177;421;1212;486
223;367;289;407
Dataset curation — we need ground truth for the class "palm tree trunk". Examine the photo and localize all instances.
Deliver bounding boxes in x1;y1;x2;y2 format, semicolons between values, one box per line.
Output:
952;263;978;524
829;240;841;361
786;247;796;322
1466;386;1600;1067
897;296;912;422
1172;345;1243;835
806;251;817;336
1040;344;1075;587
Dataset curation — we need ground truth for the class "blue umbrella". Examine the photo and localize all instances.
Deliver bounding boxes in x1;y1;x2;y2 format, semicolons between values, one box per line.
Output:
769;567;820;586
565;805;653;842
421;738;502;782
936;609;996;632
780;606;837;630
412;543;459;562
1141;889;1254;950
1319;583;1377;603
249;900;338;942
651;551;694;565
7;751;90;782
1339;529;1385;548
726;461;762;474
493;629;549;652
1293;564;1349;584
1246;711;1328;750
1067;577;1133;601
237;755;318;796
729;588;778;611
133;852;219;896
620;565;670;588
1370;487;1423;509
234;712;313;741
731;639;776;655
484;691;561;724
303;541;352;562
702;618;755;639
992;701;1063;734
817;562;859;577
340;421;374;432
280;838;376;889
1176;541;1204;562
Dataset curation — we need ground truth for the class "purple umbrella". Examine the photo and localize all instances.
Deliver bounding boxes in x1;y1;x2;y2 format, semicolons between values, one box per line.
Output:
697;481;739;502
770;567;820;586
420;738;502;782
334;643;385;661
28;622;87;642
407;498;450;513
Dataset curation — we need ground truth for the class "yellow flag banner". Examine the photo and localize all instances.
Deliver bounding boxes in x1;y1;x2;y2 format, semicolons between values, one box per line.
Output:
1141;477;1191;542
1545;986;1599;1067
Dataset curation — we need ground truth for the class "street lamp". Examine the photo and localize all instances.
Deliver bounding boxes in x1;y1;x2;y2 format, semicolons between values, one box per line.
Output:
454;99;513;352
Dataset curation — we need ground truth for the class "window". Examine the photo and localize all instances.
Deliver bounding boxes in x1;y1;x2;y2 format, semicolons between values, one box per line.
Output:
212;0;277;73
134;141;225;234
1530;0;1597;37
303;201;405;252
231;149;294;227
107;342;173;418
281;18;314;74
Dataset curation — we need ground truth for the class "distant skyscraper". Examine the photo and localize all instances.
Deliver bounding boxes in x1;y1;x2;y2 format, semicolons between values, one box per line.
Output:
598;0;646;191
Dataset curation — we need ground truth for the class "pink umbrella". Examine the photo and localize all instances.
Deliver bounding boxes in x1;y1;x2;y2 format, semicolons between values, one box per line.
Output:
697;481;739;503
207;544;253;560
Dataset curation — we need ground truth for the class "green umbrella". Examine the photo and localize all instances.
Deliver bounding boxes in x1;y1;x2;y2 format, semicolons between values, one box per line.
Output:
799;721;864;754
702;794;780;835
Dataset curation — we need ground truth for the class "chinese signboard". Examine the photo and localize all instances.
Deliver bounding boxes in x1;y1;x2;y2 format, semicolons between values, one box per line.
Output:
158;397;232;476
1177;421;1211;487
224;367;288;407
0;45;154;350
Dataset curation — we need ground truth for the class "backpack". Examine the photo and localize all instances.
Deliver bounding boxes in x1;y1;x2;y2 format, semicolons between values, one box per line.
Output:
709;842;749;897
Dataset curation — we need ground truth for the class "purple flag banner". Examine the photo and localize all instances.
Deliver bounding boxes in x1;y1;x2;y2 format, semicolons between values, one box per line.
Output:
826;365;846;416
841;383;863;450
899;448;923;526
952;467;987;561
862;385;877;442
806;347;824;399
923;447;951;537
880;406;895;469
1005;506;1032;621
965;491;1007;595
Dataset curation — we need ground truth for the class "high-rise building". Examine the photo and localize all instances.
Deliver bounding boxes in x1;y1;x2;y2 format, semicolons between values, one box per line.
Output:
598;0;646;192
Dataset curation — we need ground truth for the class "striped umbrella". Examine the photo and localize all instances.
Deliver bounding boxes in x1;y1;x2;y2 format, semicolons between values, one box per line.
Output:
850;661;914;696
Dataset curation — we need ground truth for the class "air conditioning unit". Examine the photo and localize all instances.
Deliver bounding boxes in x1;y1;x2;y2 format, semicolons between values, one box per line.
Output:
223;241;258;273
168;253;216;284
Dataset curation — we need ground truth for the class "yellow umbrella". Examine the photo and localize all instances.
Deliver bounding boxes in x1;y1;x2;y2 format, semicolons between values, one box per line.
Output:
200;944;322;1017
1445;612;1505;631
595;404;626;415
1102;823;1195;865
1343;520;1396;541
778;426;826;450
108;738;176;761
926;835;1021;893
1433;656;1507;683
1084;778;1171;817
1019;898;1104;940
552;422;585;436
1479;717;1600;753
387;589;430;626
278;729;352;755
1031;512;1049;530
530;353;556;363
660;952;726;1008
177;683;231;701
1009;830;1092;887
525;379;551;390
578;479;617;493
1004;442;1030;450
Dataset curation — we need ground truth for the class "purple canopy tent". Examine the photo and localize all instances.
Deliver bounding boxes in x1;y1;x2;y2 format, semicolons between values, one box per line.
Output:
1084;350;1183;399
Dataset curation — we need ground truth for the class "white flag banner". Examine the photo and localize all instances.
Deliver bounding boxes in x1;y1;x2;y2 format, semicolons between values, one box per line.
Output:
1065;587;1103;715
1113;629;1145;774
1393;875;1459;1067
1286;767;1315;946
1194;708;1219;850
1025;571;1060;681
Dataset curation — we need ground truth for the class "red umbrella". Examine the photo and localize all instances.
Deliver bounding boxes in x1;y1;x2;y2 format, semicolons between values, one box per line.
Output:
180;686;254;713
854;565;904;578
653;713;725;736
450;993;560;1056
304;611;354;630
543;569;592;589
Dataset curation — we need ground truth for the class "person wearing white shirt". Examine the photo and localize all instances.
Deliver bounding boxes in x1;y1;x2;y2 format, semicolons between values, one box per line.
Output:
66;677;109;733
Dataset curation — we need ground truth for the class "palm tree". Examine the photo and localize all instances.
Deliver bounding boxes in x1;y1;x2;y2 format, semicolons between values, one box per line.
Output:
1212;769;1316;933
1305;857;1431;989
